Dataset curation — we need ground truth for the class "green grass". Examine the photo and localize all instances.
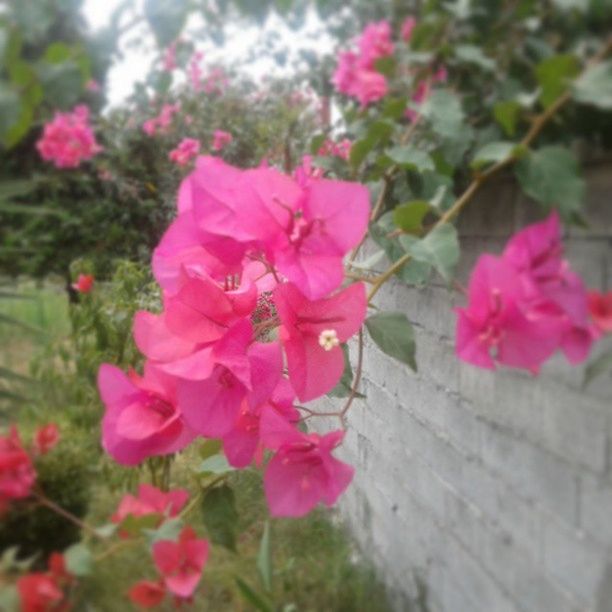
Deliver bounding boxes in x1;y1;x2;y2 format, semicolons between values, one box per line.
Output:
0;280;391;611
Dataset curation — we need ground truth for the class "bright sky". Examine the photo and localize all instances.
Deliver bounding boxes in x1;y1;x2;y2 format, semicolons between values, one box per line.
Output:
81;0;335;108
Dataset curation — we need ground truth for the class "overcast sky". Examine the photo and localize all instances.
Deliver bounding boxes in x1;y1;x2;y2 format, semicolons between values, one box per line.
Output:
81;0;335;107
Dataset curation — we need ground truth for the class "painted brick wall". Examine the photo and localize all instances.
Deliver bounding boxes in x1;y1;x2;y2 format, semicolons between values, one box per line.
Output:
313;161;612;612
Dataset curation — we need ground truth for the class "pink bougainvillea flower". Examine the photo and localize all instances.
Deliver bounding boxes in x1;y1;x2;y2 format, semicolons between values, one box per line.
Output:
153;526;208;599
48;552;73;587
142;103;180;137
401;16;417;42
332;50;359;95
272;178;370;299
502;211;594;364
33;423;60;456
455;255;562;372
293;155;324;187
129;580;166;608
188;159;367;298
169;138;200;166
222;374;299;468
274;282;367;401
151;212;238;295
588;291;612;333
163;267;257;346
0;426;36;510
357;20;394;69
36;105;102;169
318;138;351;161
176;324;282;438
111;484;189;525
72;273;94;294
211;129;232;151
98;362;196;466
17;573;64;612
260;408;354;517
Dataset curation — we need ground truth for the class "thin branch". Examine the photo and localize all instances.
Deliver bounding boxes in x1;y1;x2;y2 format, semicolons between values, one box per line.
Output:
33;491;102;540
366;37;612;305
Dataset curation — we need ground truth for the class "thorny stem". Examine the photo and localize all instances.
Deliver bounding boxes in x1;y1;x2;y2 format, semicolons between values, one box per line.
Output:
366;36;612;305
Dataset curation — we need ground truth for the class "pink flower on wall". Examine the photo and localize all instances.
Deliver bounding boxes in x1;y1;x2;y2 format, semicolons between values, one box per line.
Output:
401;16;417;42
36;105;102;169
456;212;596;372
111;484;189;525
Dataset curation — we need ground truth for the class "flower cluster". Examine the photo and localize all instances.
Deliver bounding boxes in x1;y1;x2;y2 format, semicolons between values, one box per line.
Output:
211;129;232;152
98;155;370;516
169;138;201;166
333;20;394;107
456;212;597;372
318;138;352;160
72;273;94;294
142;103;181;136
0;424;59;514
36;105;102;169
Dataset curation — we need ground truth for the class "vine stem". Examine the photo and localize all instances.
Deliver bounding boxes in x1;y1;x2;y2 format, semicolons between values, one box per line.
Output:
366;36;612;305
32;490;102;541
339;327;365;424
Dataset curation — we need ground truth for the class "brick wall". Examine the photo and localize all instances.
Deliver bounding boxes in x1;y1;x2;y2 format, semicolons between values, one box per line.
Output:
313;161;612;612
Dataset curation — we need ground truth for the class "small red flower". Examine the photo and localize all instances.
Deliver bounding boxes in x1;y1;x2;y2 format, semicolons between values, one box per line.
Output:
72;274;94;294
17;573;63;612
34;424;60;455
128;580;166;608
0;426;36;512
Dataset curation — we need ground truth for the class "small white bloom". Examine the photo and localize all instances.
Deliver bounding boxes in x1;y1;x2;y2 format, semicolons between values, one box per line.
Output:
318;329;340;351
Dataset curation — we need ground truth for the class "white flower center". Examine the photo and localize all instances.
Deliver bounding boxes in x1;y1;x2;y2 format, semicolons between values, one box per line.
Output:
318;329;340;351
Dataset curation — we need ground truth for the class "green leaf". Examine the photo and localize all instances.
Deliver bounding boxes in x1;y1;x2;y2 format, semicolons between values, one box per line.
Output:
365;312;417;371
144;0;189;47
94;523;118;539
199;439;223;461
0;585;18;611
327;344;365;399
393;201;431;233
349;120;393;169
573;61;612;110
0;312;44;334
515;146;585;218
202;484;238;551
65;543;92;576
471;141;516;169
257;521;272;592
455;44;495;71
235;577;273;612
494;100;521;136
197;454;235;476
422;90;465;140
119;512;161;537
37;60;83;108
387;146;434;172
145;517;183;544
583;350;612;389
535;54;579;109
404;223;459;281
